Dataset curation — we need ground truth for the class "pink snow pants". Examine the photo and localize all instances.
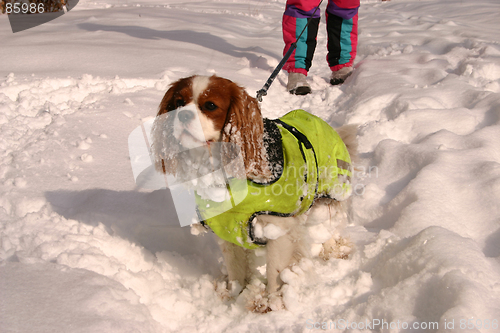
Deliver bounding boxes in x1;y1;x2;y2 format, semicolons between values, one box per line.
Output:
283;0;359;75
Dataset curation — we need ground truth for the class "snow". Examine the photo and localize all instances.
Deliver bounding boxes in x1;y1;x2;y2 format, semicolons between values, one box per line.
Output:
1;0;500;332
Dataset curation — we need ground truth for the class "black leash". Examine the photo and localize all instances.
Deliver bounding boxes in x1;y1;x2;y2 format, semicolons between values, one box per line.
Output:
256;0;324;102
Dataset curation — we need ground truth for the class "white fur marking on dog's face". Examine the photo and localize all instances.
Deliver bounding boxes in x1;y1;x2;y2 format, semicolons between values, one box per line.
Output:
198;110;221;142
172;103;205;148
172;103;220;149
192;76;210;103
172;102;220;149
191;76;221;144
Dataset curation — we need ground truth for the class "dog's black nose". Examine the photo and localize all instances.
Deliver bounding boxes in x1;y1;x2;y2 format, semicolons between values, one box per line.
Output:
178;110;194;123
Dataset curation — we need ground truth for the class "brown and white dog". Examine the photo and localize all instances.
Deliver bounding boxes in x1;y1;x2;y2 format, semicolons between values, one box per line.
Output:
151;75;357;312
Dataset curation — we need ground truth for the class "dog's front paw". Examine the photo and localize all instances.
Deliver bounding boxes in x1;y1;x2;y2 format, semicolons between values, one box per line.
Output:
247;293;271;313
214;278;243;301
245;280;284;313
268;291;285;311
247;291;284;313
214;279;231;301
245;280;269;313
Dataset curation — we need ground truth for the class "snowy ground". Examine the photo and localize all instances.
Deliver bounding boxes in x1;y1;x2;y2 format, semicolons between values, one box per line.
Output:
1;0;500;332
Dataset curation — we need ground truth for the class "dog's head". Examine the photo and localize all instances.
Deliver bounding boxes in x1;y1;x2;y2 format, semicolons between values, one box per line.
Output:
151;75;271;181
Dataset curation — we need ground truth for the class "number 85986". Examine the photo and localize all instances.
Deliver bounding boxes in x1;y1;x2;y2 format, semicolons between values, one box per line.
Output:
5;2;45;14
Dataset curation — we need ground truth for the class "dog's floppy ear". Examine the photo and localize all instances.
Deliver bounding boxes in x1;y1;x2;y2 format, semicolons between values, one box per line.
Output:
151;78;191;175
221;82;271;181
151;110;177;175
157;76;193;116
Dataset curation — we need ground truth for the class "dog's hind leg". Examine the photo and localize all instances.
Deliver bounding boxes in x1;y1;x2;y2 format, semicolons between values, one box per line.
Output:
306;199;352;260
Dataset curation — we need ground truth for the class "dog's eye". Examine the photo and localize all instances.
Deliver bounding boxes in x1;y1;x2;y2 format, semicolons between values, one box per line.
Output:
204;101;217;111
175;99;185;108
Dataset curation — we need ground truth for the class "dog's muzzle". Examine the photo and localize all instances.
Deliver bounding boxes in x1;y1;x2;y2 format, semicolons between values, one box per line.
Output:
172;103;207;147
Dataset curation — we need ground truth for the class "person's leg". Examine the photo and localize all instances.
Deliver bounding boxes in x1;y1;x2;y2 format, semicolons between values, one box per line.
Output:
283;0;321;94
326;0;359;85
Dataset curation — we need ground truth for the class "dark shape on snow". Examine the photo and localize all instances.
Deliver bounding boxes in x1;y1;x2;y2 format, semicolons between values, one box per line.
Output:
8;0;79;33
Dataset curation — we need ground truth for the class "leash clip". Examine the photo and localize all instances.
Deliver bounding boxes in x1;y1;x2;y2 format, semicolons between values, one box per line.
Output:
256;89;267;102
